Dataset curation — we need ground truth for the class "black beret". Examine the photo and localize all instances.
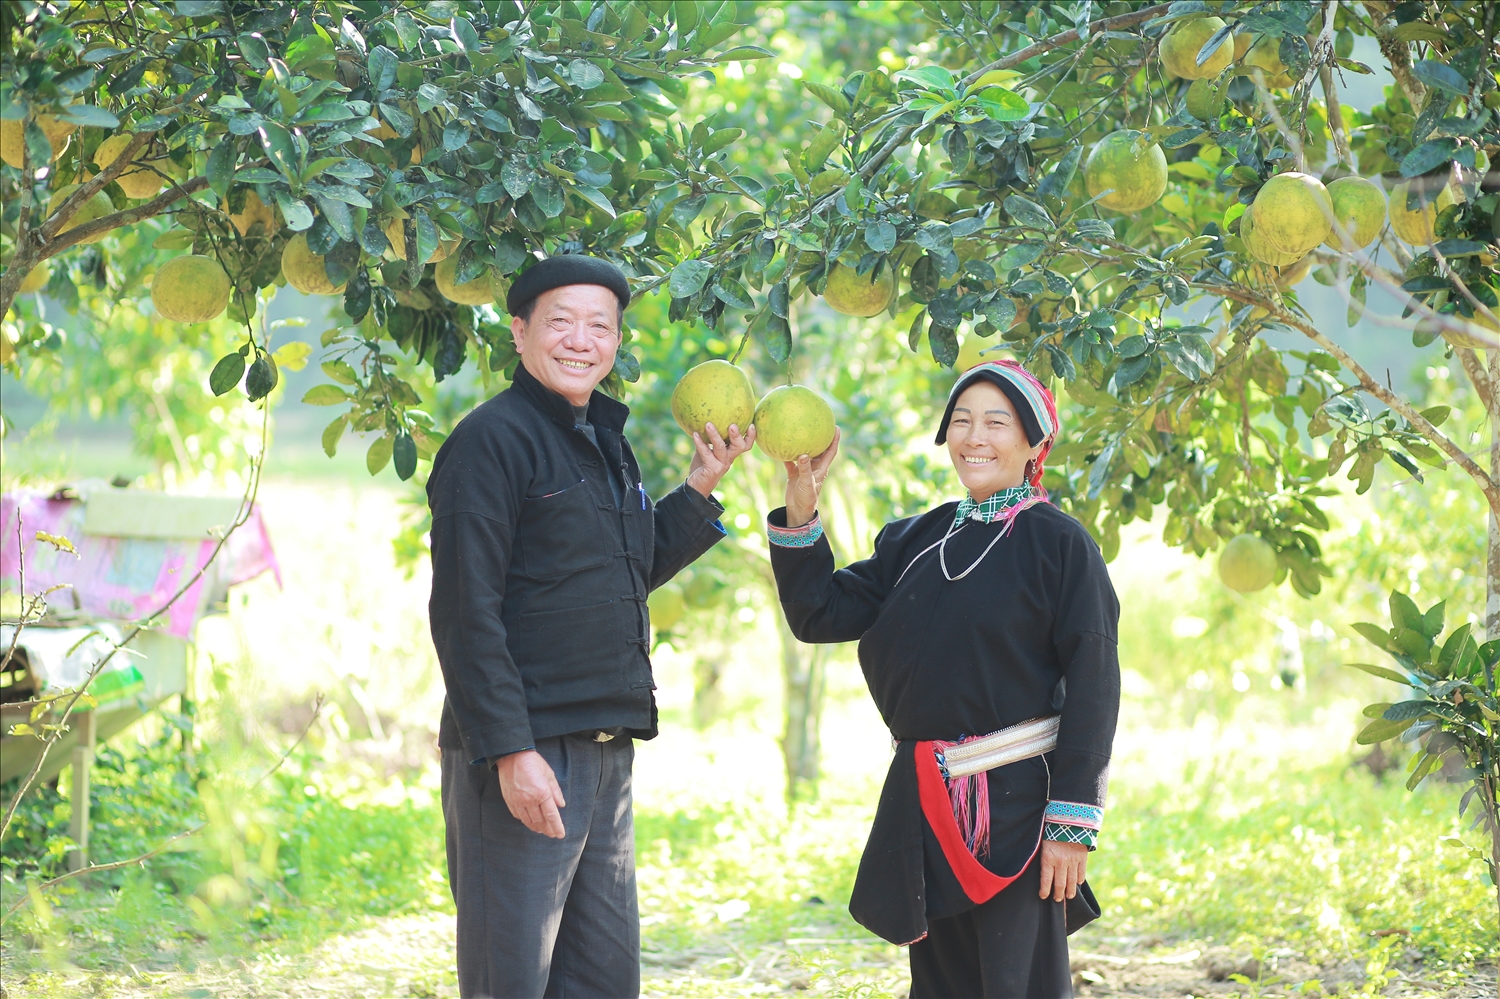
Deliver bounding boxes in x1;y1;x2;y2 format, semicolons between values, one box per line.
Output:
505;254;631;316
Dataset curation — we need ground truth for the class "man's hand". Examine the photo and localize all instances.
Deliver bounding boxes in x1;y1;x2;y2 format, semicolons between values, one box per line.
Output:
784;428;840;528
497;749;567;839
1038;840;1087;902
686;421;755;498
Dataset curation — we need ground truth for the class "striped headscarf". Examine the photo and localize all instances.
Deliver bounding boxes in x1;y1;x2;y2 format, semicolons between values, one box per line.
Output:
935;359;1059;490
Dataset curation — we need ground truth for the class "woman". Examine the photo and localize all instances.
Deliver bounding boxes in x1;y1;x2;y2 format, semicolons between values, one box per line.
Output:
766;359;1120;998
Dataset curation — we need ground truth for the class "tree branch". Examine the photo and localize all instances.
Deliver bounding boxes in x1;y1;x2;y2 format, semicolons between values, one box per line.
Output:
41;175;211;258
36;129;157;244
1458;347;1496;415
1363;1;1427;109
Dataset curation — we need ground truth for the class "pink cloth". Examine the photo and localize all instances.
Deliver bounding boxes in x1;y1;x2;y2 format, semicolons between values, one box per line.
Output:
0;492;280;639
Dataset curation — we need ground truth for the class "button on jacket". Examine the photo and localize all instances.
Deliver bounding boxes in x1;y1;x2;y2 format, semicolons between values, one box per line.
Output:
427;362;726;762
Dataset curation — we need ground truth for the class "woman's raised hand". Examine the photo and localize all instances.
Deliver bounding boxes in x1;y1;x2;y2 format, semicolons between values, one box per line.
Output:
783;428;840;528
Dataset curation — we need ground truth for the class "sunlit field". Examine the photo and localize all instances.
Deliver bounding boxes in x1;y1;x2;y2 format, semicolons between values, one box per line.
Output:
1;479;1491;999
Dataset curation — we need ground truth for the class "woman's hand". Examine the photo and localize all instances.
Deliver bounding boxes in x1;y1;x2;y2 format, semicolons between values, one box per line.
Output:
1038;840;1088;902
686;422;756;499
784;428;840;528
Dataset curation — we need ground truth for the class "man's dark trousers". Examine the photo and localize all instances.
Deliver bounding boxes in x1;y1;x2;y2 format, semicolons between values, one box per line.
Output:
442;735;638;999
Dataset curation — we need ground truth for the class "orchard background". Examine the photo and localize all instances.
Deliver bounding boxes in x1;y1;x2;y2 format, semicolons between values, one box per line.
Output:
1;1;1497;996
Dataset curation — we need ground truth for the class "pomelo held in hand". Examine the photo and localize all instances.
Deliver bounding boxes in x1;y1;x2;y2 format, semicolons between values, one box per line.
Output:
435;253;495;306
671;360;756;438
1250;173;1333;258
1160;16;1232;80
1218;533;1277;593
281;232;346;296
1322;176;1386;251
151;254;231;323
823;261;894;317
1084;130;1168;213
754;385;836;462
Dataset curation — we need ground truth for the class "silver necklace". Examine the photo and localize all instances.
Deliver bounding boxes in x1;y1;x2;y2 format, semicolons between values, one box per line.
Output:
895;515;1014;587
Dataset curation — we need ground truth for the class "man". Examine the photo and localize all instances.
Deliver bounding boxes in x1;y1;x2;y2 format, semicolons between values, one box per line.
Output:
427;255;753;998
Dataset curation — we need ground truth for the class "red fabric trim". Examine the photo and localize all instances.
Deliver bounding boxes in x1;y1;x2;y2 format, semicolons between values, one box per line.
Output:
915;739;1041;905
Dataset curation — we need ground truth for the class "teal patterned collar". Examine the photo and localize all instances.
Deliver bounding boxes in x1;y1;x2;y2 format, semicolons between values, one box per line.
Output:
954;484;1034;527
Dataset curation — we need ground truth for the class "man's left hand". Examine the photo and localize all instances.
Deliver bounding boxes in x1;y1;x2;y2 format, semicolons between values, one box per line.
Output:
686;422;755;498
1038;840;1088;902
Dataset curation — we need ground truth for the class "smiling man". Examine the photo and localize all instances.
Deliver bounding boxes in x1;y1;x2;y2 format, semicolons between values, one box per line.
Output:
426;254;753;999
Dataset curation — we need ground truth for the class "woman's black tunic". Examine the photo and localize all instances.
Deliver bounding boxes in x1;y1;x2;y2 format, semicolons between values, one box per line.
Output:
768;500;1121;946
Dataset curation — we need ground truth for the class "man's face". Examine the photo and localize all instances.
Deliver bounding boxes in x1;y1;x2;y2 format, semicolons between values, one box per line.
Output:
511;284;621;406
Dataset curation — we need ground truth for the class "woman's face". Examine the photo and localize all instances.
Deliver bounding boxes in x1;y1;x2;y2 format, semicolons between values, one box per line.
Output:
945;381;1044;500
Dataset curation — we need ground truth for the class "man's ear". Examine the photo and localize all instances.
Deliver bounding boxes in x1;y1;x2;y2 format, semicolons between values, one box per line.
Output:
510;315;527;353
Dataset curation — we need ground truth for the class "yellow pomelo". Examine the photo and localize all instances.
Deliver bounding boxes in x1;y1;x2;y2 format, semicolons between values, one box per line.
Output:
648;583;687;632
385;217;458;263
823;262;894;317
1244;36;1295;87
1160;17;1232;80
151;254;231;323
1249;172;1332;257
16;259;50;294
1218;533;1277;592
281;232;346;295
753;385;836;462
0;114;72;169
46;184;114;244
1084;130;1168;213
671;359;756;438
1233;33;1253;61
370;119;422;165
226;191;277;236
37;113;74;155
93;133;165;200
1240;204;1304;266
434;253;495;306
1185;78;1228;122
1443;311;1496;351
1388;180;1455;246
1321;176;1386;251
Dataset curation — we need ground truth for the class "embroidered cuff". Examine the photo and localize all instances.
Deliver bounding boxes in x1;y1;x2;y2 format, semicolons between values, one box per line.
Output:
767;513;823;548
1044;800;1103;850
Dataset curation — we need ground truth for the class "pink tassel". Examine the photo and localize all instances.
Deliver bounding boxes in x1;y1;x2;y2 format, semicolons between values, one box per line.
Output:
936;743;992;859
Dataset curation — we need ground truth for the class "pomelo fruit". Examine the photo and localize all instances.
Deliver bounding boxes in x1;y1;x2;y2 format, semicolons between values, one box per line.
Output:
371;119;423;165
1442;310;1496;351
1185;77;1228;122
384;216;458;263
1239;203;1304;266
46;184;114;244
1160;16;1232;80
0;113;71;169
1321;176;1386;250
1388;180;1455;246
1233;32;1253;61
648;583;687;632
226;191;277;236
434;253;495;306
93;133;165;200
1218;533;1277;592
16;260;50;294
1249;172;1333;257
1084;130;1168;213
281;232;346;296
151;254;231;323
1243;35;1295;87
823;262;894;317
753;385;836;461
671;359;756;438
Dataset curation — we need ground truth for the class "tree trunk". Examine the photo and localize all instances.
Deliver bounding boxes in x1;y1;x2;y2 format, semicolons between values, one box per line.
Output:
692;644;726;730
776;608;826;806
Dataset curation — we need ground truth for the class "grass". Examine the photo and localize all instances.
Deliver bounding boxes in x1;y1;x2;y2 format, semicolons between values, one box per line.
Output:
0;713;1494;998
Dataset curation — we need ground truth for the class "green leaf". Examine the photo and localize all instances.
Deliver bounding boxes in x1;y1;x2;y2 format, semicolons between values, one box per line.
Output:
1419;600;1446;640
272;342;311;372
1346;662;1412;685
153;229;195;250
367;45;398;92
1411;59;1469;97
1350;621;1392;651
209;351;245;396
803;80;852;115
206;141;235;199
245;353;278;401
613;348;641;382
531;177;565;218
285;32;335;73
1382;699;1432;721
865;219;897;253
321;415;347;457
367;434;393;475
1356;716;1415;745
755;312;791;363
302;384;350;405
1400;138;1457;178
1389;591;1422;633
569;59;605;90
570;185;616;219
670;259;712;298
393;432;417;480
1003;194;1052;230
258;121;298;180
975;90;1030;122
895;66;956;96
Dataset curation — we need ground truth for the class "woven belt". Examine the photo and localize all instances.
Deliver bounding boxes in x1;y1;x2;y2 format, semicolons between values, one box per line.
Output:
936;715;1059;779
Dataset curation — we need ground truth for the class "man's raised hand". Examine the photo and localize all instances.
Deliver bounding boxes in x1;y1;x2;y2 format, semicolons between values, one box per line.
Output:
686;421;755;498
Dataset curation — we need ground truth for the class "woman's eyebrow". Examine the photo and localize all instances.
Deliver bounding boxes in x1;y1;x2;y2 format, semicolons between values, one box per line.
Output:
985;409;1012;416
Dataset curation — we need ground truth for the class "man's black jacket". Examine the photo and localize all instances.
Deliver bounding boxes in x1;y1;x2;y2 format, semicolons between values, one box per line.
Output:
427;362;726;762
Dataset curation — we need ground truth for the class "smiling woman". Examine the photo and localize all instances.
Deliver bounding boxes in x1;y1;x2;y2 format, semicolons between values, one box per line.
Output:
762;359;1121;999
